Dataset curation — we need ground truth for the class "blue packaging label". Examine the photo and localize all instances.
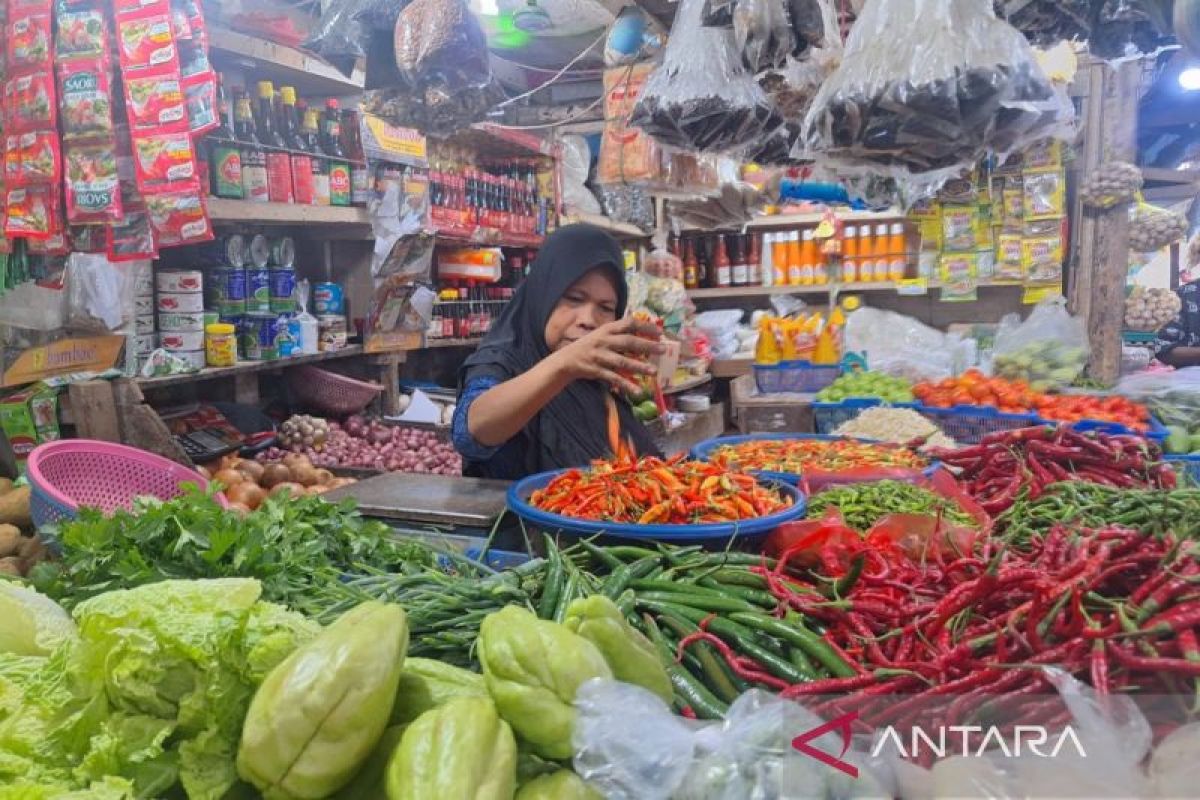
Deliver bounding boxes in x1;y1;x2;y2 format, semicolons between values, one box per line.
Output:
246;270;271;312
313;282;343;315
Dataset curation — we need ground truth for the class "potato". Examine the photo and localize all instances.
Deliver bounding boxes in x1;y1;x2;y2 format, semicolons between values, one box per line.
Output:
0;487;32;530
0;524;21;558
17;535;45;571
0;557;20;576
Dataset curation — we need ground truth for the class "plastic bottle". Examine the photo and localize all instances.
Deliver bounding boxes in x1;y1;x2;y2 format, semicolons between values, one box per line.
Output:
730;235;748;286
713;235;731;288
888;222;907;282
812;319;839;365
760;233;774;287
787;231;802;286
755;317;780;365
772;233;788;286
857;226;873;283
799;229;816;285
874;224;891;282
841;226;858;283
748;234;762;286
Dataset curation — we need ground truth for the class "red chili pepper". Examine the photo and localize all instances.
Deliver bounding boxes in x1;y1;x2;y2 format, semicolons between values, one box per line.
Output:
1109;642;1200;676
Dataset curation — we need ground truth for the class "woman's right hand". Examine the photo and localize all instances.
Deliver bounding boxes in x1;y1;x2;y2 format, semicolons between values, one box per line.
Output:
550;317;666;394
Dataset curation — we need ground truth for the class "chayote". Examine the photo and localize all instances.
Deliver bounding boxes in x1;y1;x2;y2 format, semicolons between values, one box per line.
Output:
564;595;673;703
478;605;612;760
237;601;408;799
385;696;516;800
332;724;407;800
516;769;603;799
389;657;487;725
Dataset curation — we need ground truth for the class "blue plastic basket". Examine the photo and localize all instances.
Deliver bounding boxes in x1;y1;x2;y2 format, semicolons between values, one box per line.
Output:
1164;455;1200;485
914;404;1042;445
811;399;922;434
507;470;806;543
1068;417;1169;444
754;361;841;394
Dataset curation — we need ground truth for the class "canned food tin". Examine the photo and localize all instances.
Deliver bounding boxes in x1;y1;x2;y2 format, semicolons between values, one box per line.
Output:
206;268;247;316
132;264;154;298
156;292;205;313
158;311;206;332
269;268;296;313
134;334;156;355
317;314;348;351
155;269;203;294
246;269;270;313
192;235;247;267
203;310;220;328
313;282;343;315
135;314;156;334
270;236;295;269
242;312;282;361
173;350;207;371
159;330;205;351
248;234;271;269
134;296;155;316
277;315;298;357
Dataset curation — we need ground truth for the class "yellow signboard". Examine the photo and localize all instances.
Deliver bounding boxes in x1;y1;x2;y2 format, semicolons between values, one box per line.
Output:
3;335;125;388
362;114;427;166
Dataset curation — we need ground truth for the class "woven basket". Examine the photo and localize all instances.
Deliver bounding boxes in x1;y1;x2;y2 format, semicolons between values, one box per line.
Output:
286;364;383;416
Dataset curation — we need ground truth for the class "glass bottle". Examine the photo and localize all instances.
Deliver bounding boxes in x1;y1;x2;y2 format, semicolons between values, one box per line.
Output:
208;74;242;199
234;89;267;203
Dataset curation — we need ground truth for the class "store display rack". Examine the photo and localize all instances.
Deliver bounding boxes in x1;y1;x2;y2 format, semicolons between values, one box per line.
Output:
686;279;1018;300
207;27;365;95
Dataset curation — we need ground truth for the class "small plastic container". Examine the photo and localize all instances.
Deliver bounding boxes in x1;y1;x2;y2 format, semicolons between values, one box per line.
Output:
205;322;237;367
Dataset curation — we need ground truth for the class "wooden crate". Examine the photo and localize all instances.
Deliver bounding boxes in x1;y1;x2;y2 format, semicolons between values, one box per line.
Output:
729;375;817;435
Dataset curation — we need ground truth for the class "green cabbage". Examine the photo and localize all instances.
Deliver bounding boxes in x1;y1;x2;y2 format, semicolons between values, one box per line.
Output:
0;584;77;657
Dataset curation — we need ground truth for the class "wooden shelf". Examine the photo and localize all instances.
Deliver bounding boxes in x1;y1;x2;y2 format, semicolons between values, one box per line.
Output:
687;280;1019;300
561;213;648;239
744;209;904;230
663;374;712;395
420;338;480;349
207;198;370;227
710;358;753;379
207;27;365;96
434;222;544;248
137;345;377;388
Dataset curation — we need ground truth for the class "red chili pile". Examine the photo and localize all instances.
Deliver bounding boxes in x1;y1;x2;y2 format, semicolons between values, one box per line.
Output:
768;521;1200;731
930;426;1174;514
712;438;928;476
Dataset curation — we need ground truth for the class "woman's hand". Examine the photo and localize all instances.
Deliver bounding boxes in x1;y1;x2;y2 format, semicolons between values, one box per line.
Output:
549;317;665;394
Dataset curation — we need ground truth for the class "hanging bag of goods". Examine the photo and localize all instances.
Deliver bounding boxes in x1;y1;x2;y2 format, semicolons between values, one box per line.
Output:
629;0;782;154
799;0;1072;192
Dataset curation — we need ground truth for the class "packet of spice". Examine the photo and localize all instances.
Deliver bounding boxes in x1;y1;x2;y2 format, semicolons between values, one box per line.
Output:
4;130;60;186
939;252;978;302
107;208;157;261
55;8;108;63
145;181;210;246
131;127;196;188
123;69;186;130
5;69;57;134
116;4;178;73
65;142;123;224
6;12;52;70
4;184;60;239
58;60;116;141
181;71;217;136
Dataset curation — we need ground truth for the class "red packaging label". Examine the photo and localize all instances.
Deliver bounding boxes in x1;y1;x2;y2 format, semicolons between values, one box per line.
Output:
145;183;211;247
132;128;196;188
28;229;68;255
58;60;115;141
8;0;52;14
4;130;60;186
181;71;217;136
5;69;57;134
4;184;60;239
55;8;108;63
65;142;123;224
265;152;293;203
124;69;186;129
291;154;314;204
107;209;158;261
116;8;177;73
7;13;53;71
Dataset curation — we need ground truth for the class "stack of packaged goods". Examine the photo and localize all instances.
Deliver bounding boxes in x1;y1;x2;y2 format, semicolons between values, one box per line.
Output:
130;260;155;371
154;268;205;370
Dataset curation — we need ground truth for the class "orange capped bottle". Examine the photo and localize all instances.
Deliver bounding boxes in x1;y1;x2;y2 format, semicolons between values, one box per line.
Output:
772;233;788;286
842;226;858;283
888;222;907;282
787;231;802;286
857;226;873;283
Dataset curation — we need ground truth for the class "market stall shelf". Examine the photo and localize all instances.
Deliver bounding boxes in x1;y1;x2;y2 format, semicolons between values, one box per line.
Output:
206;198;371;228
686;279;1015;300
136;345;371;389
560;213;648;240
207;27;366;96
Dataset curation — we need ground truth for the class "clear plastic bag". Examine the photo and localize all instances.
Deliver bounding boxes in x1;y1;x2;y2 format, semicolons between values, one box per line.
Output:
990;297;1088;390
631;0;782;154
393;0;491;92
843;307;964;382
800;0;1072;193
65;253;131;333
1115;367;1200;429
732;0;795;73
561;135;602;217
301;0;371;64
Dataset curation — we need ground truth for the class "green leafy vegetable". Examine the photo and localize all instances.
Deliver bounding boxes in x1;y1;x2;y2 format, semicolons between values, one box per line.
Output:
0;582;77;656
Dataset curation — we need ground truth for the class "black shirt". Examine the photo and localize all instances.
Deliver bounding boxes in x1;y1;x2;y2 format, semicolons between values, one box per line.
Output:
1156;281;1200;358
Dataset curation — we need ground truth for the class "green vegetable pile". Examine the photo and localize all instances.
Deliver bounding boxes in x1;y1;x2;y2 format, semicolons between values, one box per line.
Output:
1164;424;1200;456
807;479;980;532
992;340;1087;392
815;371;914;403
997;481;1200;544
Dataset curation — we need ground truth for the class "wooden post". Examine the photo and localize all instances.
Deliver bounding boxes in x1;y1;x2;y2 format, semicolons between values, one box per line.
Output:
111;378;192;465
368;351;407;416
68;381;121;442
1072;58;1142;385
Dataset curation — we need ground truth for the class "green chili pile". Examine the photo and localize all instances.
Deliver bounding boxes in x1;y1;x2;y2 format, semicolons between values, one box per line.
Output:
998;482;1200;545
806;480;980;533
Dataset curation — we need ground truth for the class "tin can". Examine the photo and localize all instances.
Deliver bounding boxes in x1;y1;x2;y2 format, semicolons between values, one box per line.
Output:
135;314;156;334
248;234;271;269
191;235;247;268
159;330;205;351
158;311;206;332
205;268;247;316
268;268;296;313
134;334;156;355
243;313;282;361
203;310;220;328
277;315;299;357
246;269;271;313
317;314;347;351
313;282;343;315
270;236;295;269
265;152;293;203
173;350;207;371
156;292;205;313
155;270;203;294
132;263;154;298
135;296;155;316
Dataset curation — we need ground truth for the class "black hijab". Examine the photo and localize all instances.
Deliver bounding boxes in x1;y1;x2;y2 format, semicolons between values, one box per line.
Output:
458;224;660;479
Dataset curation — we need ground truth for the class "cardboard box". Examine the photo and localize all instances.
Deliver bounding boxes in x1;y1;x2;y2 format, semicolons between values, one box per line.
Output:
0;383;63;472
729;374;815;435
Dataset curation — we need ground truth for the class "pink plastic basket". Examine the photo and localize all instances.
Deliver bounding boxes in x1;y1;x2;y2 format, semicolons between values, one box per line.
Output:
27;439;219;529
286;364;383;416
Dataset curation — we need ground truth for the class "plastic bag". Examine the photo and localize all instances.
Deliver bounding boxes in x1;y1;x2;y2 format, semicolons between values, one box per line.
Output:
732;0;794;73
393;0;489;92
1115;367;1200;429
301;0;370;64
843;307;964;382
65;252;129;332
990;297;1087;390
561;135;602;217
631;0;781;154
800;0;1071;195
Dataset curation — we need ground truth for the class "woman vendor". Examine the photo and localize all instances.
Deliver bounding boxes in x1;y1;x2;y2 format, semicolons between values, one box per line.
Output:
452;225;664;480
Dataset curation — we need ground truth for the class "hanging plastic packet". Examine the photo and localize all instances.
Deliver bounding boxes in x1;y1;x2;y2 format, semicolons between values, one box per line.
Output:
131;127;196;188
169;4;192;40
181;71;217;136
4;130;60;186
123;69;186;129
1022;228;1064;285
27;228;68;256
7;11;52;70
5;69;58;134
940;205;977;251
1002;181;1024;231
178;39;212;78
996;233;1024;282
732;0;794;73
58;60;116;141
107;208;157;261
70;224;108;253
939;252;979;302
55;7;108;62
1022;168;1065;220
1022;138;1063;170
4;184;60;239
64;143;123;224
116;2;179;73
144;181;210;246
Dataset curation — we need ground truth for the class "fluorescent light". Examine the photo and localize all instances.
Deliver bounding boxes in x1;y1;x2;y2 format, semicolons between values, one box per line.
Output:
1180;67;1200;91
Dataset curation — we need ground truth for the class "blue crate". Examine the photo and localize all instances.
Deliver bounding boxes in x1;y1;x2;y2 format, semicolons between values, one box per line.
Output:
464;547;531;570
1068;416;1169;444
915;404;1043;445
811;399;921;434
1164;455;1200;485
754;360;841;394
